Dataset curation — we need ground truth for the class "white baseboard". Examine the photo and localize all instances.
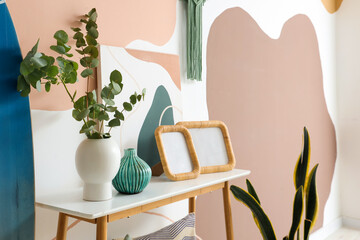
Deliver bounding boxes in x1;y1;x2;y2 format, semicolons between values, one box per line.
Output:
342;216;360;230
309;217;343;240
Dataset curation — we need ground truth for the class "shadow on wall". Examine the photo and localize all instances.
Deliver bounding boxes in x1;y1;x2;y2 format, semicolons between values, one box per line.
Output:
196;7;337;240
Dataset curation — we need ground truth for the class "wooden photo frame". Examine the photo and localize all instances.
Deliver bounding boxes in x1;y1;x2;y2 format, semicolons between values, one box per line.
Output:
176;120;236;174
155;125;200;181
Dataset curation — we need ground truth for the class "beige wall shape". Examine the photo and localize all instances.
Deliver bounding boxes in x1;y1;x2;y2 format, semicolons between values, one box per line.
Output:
322;0;343;13
7;0;177;111
197;8;337;239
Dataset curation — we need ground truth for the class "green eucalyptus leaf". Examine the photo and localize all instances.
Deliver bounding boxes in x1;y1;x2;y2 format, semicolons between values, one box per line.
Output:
71;27;81;32
137;95;142;101
74;96;87;110
106;106;117;112
110;70;122;84
85;35;97;46
46;66;58;78
72;109;90;121
103;98;115;106
56;57;66;68
130;95;137;105
73;32;84;40
65;53;74;57
35;80;41;92
98;111;109;121
123;102;132;111
20;61;34;76
88;26;99;39
111;82;121;94
89;11;97;22
30;56;47;68
81;68;93;78
88;8;96;17
90;58;99;68
101;86;114;100
17;75;30;94
76;49;85;55
108;118;120;127
50;45;66;54
87;132;102;139
76;38;86;48
85;20;97;31
114;110;124;120
45;82;51;92
41;55;55;66
54;30;69;44
71;61;79;71
27;70;43;88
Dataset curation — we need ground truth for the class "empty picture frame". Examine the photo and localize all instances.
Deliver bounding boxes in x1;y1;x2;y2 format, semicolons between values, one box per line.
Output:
155;125;200;181
177;121;236;174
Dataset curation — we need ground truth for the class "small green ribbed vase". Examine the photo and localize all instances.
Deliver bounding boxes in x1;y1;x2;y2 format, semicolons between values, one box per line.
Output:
112;148;152;194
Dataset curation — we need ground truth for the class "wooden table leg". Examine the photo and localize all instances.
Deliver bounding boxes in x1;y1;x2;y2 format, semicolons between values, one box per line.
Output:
56;213;69;240
189;197;196;213
223;181;234;240
96;216;108;240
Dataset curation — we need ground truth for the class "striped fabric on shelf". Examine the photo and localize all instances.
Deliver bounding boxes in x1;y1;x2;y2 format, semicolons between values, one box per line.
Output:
117;213;196;240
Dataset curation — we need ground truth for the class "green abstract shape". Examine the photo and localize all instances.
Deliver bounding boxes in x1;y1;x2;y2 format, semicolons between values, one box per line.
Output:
137;85;174;168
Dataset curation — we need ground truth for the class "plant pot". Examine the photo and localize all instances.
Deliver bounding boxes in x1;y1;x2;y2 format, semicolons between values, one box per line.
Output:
75;138;120;201
112;148;151;194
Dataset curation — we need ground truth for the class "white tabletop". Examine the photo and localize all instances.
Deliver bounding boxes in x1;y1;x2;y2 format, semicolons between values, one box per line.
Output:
36;169;250;219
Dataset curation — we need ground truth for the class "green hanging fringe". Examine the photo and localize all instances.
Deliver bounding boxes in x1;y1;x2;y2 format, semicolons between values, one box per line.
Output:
187;0;206;81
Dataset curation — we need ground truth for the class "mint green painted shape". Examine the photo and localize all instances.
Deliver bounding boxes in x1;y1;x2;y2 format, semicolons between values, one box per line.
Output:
137;85;174;168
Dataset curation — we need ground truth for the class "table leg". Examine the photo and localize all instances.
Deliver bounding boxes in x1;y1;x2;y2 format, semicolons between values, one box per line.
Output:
223;181;234;240
56;213;68;240
96;216;108;240
189;197;196;213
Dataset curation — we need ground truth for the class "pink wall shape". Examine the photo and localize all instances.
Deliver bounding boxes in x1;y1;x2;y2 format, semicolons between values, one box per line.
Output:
197;8;337;240
7;0;177;111
125;49;181;90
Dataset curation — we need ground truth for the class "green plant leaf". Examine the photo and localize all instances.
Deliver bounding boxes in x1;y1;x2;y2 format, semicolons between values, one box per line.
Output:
294;127;310;189
74;96;87;110
106;106;117;112
114;110;124;120
87;132;102;139
81;68;93;78
31;55;47;68
80;120;97;133
288;187;304;240
85;20;97;31
88;26;99;39
305;164;319;231
142;88;146;100
90;58;99;68
54;30;69;44
71;27;81;32
130;95;137;105
73;32;84;40
76;38;86;48
50;45;66;55
111;82;121;94
85;35;97;46
72;109;90;121
45;82;51;92
46;66;59;77
110;70;122;84
98;111;109;121
123;102;132;111
303;219;312;240
101;86;114;100
83;45;98;58
137;95;142;101
108;118;120;127
20;61;34;76
17;75;30;96
231;185;277;240
103;98;115;106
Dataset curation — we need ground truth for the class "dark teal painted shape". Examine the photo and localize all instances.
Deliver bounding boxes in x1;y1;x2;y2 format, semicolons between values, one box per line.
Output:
137;85;174;168
0;3;35;239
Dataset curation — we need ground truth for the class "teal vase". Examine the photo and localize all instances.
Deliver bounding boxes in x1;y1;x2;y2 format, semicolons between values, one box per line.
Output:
112;148;152;194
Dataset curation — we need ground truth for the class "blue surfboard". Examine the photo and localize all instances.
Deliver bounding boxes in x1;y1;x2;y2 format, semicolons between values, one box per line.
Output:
0;2;35;239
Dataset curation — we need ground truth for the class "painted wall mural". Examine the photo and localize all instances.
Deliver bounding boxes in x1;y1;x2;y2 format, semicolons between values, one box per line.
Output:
196;7;337;239
98;45;183;164
6;0;177;111
322;0;343;13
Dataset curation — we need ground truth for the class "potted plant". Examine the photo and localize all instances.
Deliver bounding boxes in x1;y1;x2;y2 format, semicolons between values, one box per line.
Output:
17;8;145;201
231;127;319;240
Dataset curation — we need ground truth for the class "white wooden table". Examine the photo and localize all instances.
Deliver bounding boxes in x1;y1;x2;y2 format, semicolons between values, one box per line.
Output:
36;169;250;240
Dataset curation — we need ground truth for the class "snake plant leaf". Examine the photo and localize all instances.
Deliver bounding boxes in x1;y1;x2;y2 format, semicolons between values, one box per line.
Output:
294;127;311;189
288;187;304;240
303;219;312;240
283;237;289;240
230;185;277;240
246;179;261;204
305;164;319;231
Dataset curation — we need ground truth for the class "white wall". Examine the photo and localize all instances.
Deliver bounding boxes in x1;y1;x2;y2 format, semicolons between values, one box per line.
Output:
336;0;360;220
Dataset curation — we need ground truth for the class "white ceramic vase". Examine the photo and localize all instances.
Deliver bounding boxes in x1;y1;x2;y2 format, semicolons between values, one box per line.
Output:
75;138;121;201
